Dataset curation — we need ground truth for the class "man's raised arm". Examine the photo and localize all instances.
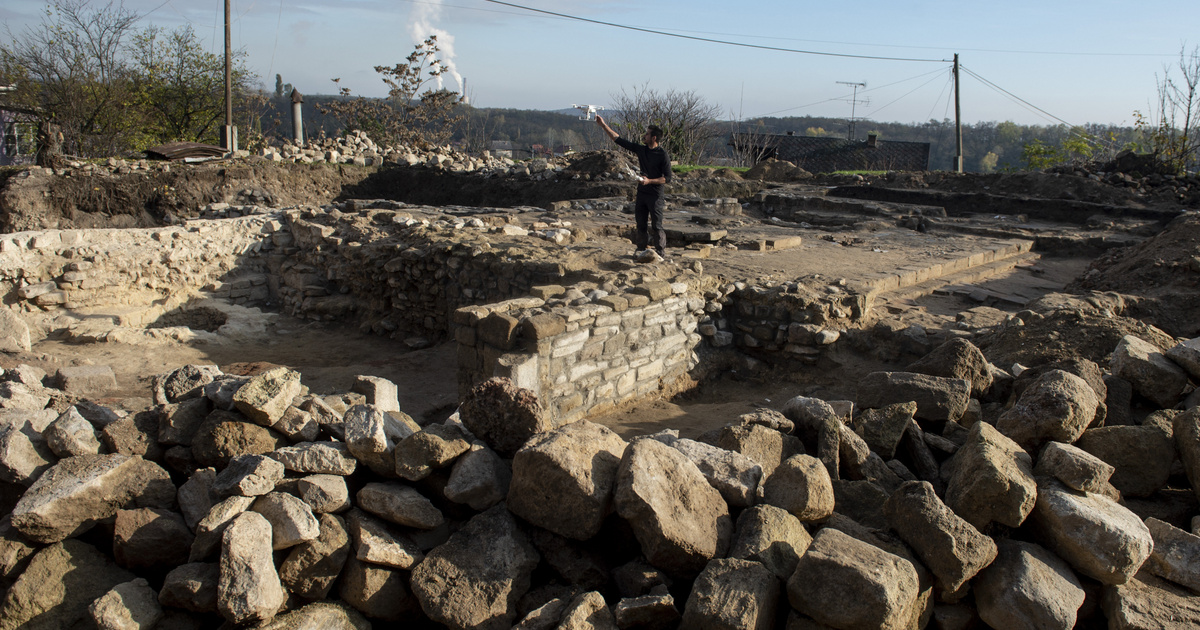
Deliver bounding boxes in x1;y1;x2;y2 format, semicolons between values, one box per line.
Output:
596;115;619;142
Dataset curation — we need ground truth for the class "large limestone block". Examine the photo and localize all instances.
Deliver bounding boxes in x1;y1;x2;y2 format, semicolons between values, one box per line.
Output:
1034;440;1115;493
158;562;219;613
786;527;920;630
729;504;812;579
1033;479;1153;585
508;420;627;540
1172;408;1200;504
156;397;210;446
761;454;834;522
1103;571;1200;629
884;480;997;595
1167;337;1200;380
558;590;618;630
190;410;287;469
338;556;416;621
343;404;400;476
232;367;303;426
217;511;285;625
1112;334;1189;408
356;481;443;529
614;438;732;575
113;507;194;570
853;401;916;461
0;308;31;352
1144;517;1200;593
55;364;117;396
0;416;56;485
11;453;175;544
943;422;1037;530
1075;425;1174;498
973;539;1085;630
671;437;763;507
269;441;357;475
251;491;320;549
459;377;552;456
681;558;779;630
351;375;400;413
344;508;423;569
713;422;790;479
190;496;254;561
998;369;1101;451
410;504;540;630
0;539;136;630
394;423;471;481
856;371;970;422
906;337;993;396
159;364;223;403
211;453;285;498
45;407;103;457
445;443;511;510
89;578;164;630
278;513;351;600
256;601;371;630
296;474;350;514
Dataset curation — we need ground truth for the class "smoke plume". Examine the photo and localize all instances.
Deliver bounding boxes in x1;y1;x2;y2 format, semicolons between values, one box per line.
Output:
408;0;464;94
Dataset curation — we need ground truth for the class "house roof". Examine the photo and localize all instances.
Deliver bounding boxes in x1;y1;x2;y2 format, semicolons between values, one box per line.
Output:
732;133;930;173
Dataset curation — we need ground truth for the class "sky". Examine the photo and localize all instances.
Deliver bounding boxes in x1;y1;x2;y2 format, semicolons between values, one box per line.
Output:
1;0;1197;128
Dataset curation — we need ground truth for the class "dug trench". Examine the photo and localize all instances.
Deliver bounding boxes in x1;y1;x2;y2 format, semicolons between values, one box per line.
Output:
1;146;1200;628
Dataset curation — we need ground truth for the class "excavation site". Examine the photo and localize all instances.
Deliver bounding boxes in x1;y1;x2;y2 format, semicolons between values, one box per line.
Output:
2;136;1200;629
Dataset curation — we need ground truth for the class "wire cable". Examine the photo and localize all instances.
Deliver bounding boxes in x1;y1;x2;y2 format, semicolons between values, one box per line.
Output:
753;67;949;118
266;0;284;86
870;71;950;117
482;0;947;63
924;73;954;123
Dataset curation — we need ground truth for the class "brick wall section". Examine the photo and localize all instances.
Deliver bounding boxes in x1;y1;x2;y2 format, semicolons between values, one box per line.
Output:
454;281;704;424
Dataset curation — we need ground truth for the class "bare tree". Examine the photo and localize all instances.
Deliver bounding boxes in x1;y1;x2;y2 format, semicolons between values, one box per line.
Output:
727;116;778;167
318;36;464;149
0;0;142;157
1139;45;1200;173
608;83;723;165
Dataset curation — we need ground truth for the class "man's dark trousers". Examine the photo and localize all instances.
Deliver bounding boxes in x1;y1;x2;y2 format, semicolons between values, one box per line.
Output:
636;191;666;254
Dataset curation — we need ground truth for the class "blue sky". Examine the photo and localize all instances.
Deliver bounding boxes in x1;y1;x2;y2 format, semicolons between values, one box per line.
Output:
2;0;1197;127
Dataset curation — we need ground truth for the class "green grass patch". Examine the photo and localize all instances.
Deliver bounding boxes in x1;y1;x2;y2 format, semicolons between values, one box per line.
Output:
831;170;887;176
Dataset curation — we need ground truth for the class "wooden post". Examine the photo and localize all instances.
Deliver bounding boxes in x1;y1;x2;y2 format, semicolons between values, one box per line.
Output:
954;53;963;173
291;89;304;147
222;0;236;152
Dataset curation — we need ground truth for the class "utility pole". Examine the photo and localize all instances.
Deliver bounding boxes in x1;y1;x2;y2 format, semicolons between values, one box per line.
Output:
953;54;963;173
837;81;868;141
222;0;237;152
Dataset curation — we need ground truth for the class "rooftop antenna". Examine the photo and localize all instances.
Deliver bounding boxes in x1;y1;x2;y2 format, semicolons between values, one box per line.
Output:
573;104;604;121
836;81;868;141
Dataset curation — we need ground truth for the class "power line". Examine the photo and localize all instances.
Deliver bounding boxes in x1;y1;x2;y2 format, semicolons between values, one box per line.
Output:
960;66;1075;127
751;68;948;118
870;71;949;117
482;0;947;63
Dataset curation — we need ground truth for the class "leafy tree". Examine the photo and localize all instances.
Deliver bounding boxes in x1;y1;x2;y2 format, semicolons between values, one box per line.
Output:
0;0;141;157
608;83;722;165
128;24;258;147
318;36;464;148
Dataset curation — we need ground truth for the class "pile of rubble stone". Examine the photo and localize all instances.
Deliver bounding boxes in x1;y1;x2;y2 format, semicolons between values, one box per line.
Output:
262;130;643;183
2;313;1200;628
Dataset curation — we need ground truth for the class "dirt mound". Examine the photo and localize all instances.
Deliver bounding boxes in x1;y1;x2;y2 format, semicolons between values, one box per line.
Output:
917;172;1148;206
978;305;1179;370
1068;212;1200;337
744;158;813;183
560;150;637;178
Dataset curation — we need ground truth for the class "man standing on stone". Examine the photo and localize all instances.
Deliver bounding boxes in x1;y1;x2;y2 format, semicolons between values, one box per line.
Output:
596;115;672;260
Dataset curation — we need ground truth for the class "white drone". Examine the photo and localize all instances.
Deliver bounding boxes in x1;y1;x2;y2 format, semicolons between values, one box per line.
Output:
572;104;604;121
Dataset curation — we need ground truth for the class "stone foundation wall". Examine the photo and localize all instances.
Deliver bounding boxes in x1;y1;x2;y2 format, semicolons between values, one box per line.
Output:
453;281;703;423
0;216;283;322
